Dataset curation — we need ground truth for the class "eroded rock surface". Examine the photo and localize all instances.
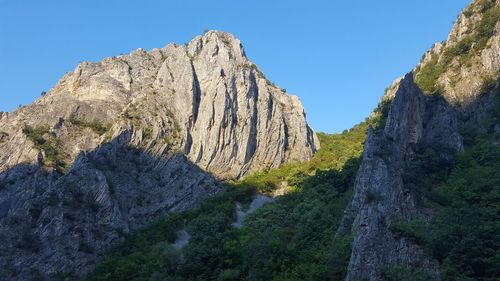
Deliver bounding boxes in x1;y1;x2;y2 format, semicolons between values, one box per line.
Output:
0;30;318;179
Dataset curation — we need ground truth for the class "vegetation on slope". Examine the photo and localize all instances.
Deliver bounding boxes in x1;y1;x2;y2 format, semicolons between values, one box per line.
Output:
238;97;390;195
238;123;368;194
391;139;500;281
22;116;111;174
415;0;500;94
69;115;111;135
84;116;377;281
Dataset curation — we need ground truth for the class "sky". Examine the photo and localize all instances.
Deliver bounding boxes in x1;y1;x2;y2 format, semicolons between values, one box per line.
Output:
0;0;471;133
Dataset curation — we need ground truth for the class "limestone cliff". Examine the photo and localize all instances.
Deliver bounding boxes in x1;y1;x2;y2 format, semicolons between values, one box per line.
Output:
0;31;317;280
0;30;318;179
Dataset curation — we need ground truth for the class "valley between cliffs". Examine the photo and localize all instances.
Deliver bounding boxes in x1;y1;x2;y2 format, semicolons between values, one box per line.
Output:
1;0;499;280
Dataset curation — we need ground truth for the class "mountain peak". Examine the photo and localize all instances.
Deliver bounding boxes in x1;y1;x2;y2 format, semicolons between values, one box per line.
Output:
0;31;317;178
184;30;247;63
199;30;238;41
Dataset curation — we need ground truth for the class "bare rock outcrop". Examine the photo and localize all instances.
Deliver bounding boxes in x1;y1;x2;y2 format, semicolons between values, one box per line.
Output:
0;30;317;179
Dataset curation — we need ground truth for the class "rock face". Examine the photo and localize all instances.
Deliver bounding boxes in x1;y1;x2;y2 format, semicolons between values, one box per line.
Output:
339;74;463;281
0;31;317;280
0;31;318;179
339;1;500;280
341;74;496;281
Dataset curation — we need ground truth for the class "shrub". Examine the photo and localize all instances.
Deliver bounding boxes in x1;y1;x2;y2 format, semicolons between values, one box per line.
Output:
217;269;241;281
22;124;49;146
373;98;392;130
142;128;153;141
415;56;446;94
326;234;353;280
69;115;110;135
390;219;427;245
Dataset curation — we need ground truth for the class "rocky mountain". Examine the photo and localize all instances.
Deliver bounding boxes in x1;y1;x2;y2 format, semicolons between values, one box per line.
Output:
0;31;318;280
339;0;500;280
0;30;318;178
1;0;499;280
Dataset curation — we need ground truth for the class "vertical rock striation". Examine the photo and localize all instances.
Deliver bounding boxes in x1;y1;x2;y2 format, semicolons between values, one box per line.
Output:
340;74;462;281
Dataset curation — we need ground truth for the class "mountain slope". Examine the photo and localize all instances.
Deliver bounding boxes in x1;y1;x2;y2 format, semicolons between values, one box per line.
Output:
0;31;317;280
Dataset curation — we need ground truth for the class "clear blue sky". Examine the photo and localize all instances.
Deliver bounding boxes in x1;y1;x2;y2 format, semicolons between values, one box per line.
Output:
0;0;470;133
